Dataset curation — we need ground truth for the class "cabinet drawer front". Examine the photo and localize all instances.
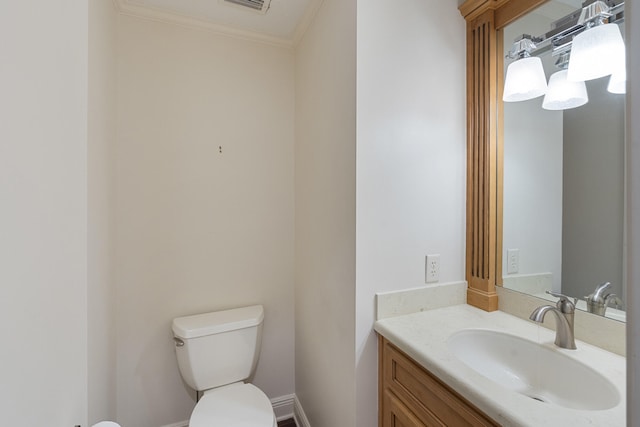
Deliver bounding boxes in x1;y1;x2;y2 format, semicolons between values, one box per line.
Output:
382;389;434;427
381;338;498;427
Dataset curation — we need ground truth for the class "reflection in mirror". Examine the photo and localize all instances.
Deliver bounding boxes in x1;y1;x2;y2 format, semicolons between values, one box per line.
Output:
501;0;626;321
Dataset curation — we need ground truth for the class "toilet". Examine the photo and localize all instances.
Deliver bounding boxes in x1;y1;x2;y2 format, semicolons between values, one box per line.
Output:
172;305;277;427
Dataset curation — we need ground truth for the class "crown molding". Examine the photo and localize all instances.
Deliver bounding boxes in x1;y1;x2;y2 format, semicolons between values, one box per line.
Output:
292;0;324;47
113;0;295;49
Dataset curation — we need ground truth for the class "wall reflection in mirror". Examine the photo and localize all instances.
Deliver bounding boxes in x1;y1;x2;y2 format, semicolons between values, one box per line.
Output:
501;0;626;321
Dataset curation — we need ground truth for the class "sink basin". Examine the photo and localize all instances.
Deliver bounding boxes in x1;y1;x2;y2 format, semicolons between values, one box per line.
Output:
447;329;620;410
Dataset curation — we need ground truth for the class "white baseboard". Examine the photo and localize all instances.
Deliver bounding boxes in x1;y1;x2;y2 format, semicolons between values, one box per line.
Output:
272;393;296;421
293;395;311;427
160;393;301;427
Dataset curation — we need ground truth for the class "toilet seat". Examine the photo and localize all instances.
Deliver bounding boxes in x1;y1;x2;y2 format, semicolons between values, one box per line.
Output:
189;382;276;427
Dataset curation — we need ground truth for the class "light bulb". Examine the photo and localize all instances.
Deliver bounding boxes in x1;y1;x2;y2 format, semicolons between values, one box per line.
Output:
503;56;547;102
542;70;588;110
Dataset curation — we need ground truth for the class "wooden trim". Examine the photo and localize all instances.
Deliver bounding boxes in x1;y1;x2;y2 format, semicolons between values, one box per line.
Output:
378;337;384;427
459;0;546;26
467;284;499;311
464;10;499;311
459;0;549;311
459;0;507;22
496;27;505;288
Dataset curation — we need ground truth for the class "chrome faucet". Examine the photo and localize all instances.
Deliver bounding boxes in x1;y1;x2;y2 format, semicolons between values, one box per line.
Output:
529;291;577;350
585;282;623;316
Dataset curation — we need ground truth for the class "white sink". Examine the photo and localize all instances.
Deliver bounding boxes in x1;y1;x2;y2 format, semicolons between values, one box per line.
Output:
447;329;620;410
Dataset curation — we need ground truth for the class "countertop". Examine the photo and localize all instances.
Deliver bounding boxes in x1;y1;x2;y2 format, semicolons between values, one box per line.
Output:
374;304;626;427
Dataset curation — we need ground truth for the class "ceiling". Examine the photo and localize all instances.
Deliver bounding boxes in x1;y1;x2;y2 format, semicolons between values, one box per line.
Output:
116;0;322;46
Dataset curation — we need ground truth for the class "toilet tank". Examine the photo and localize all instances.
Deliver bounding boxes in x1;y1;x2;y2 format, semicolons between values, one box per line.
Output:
172;305;264;392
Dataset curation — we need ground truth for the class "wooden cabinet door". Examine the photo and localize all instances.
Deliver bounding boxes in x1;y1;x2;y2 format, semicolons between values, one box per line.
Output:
382;388;431;427
379;336;499;427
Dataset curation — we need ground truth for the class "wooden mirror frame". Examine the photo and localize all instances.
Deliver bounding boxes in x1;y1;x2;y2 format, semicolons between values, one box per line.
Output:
458;0;549;311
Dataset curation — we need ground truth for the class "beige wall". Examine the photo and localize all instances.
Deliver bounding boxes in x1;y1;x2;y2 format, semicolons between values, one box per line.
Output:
116;15;295;427
88;0;118;424
355;2;467;426
294;0;357;425
0;1;89;425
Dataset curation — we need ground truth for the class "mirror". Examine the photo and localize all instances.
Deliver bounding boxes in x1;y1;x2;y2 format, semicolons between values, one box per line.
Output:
501;1;626;321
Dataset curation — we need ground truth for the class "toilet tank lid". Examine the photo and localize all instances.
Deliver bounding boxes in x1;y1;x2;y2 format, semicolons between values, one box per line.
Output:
173;305;264;339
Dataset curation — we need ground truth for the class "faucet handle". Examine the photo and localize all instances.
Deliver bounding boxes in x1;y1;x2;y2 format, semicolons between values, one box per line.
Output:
546;291;577;312
605;293;624;309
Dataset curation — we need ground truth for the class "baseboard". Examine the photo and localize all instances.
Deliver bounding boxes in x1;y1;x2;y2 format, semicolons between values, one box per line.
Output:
272;393;296;421
293;395;311;427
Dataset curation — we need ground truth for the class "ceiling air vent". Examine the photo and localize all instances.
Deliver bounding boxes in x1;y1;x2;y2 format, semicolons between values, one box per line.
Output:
222;0;272;14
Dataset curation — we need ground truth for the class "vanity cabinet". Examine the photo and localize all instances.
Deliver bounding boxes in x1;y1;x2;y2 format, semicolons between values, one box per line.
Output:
379;336;498;427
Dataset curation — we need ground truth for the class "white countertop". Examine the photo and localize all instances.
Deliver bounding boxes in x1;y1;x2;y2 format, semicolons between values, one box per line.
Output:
374;304;626;427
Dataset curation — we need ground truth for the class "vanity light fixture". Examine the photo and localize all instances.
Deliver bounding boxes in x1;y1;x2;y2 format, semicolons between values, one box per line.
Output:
567;1;625;82
503;36;547;102
567;23;626;82
542;51;588;110
504;0;625;108
607;49;627;94
543;69;588;110
608;68;626;94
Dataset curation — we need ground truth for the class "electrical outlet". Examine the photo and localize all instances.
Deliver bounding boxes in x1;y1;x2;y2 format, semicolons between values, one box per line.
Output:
507;249;519;274
425;254;440;283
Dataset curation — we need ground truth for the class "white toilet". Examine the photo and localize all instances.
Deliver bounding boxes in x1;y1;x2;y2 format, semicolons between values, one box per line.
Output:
172;305;277;427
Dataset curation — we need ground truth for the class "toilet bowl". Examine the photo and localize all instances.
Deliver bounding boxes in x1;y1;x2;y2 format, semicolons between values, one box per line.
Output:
190;383;276;427
172;305;276;427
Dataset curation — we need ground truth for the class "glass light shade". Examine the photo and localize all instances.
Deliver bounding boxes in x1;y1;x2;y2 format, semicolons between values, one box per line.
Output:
607;50;626;94
543;70;588;110
567;23;625;82
503;56;548;102
608;71;626;94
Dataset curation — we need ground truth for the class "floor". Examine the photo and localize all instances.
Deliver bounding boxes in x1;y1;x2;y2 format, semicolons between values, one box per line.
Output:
277;418;297;427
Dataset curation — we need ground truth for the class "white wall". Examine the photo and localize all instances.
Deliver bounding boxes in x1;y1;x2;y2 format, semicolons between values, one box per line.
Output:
88;0;118;424
0;1;89;426
355;1;466;426
116;15;295;427
294;0;357;425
